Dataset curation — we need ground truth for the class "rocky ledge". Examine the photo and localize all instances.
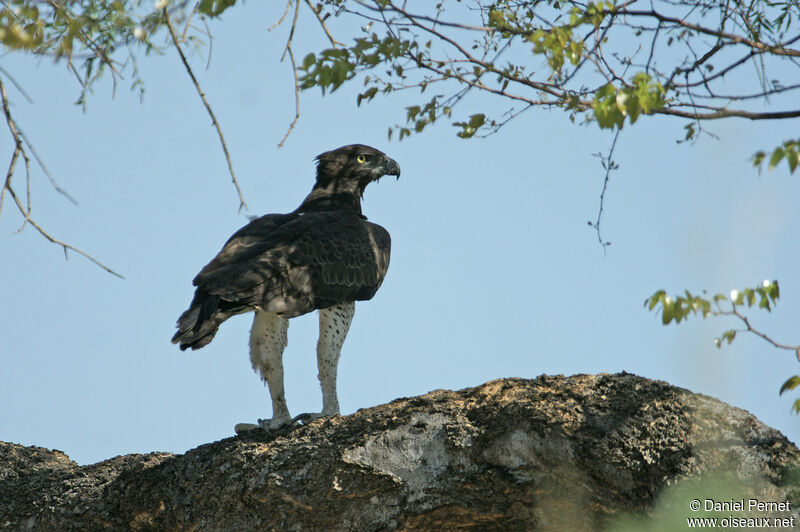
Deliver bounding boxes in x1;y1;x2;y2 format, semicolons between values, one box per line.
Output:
2;373;799;531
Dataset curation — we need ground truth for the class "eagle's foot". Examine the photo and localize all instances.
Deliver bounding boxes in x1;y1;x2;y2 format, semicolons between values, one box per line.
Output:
234;415;295;435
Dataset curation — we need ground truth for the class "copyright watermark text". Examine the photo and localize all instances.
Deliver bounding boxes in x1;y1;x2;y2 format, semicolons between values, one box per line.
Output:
686;498;795;528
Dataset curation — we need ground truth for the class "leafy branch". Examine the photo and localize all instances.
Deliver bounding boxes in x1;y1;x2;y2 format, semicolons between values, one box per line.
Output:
753;140;800;174
645;280;800;413
297;0;800;175
290;0;800;247
0;0;252;271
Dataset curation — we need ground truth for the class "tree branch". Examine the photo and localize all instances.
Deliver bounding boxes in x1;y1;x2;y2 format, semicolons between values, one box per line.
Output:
304;0;339;47
278;44;301;148
277;0;302;147
0;76;123;278
614;8;800;58
720;306;800;361
588;129;620;253
163;7;247;212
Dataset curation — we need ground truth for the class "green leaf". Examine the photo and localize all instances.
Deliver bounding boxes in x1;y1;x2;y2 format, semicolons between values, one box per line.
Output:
488;9;506;28
767;279;780;301
318;65;331;89
768;147;785;170
302;53;316;70
646;290;665;310
198;0;236;17
713;330;736;348
792;398;800;414
693;297;711;316
744;288;755;307
787;149;798;173
357;87;378;106
661;300;674;324
468;113;486;128
330;60;353;89
684;123;696;141
755;140;800;173
779;375;800;395
731;290;744;306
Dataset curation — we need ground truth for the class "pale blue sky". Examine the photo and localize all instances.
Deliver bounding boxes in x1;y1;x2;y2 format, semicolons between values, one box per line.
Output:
1;4;799;465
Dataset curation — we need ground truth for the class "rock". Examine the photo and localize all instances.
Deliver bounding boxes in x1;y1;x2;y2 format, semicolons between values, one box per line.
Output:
1;373;798;531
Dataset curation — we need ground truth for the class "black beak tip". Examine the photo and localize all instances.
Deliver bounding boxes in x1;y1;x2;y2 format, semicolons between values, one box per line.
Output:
385;157;401;179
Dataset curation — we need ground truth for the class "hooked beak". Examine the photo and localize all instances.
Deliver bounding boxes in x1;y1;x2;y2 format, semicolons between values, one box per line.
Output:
381;156;401;180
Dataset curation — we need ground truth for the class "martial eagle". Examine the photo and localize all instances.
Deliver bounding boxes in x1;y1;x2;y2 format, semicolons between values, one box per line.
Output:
172;144;400;433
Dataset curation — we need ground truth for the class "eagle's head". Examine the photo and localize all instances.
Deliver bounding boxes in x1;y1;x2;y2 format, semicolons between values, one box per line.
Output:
314;144;401;196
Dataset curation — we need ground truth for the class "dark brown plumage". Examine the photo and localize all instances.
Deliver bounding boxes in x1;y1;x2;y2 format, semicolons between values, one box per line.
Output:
171;144;399;351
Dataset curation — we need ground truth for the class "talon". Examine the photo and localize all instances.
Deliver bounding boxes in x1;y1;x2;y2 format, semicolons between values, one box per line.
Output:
234;415;296;435
234;422;261;435
294;412;337;425
292;413;313;424
262;416;294;431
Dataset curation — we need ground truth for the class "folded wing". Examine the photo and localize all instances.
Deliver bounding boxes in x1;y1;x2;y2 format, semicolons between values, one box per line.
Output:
172;211;390;350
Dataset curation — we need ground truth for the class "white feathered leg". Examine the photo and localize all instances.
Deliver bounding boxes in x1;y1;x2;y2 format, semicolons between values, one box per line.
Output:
314;302;355;419
235;310;291;434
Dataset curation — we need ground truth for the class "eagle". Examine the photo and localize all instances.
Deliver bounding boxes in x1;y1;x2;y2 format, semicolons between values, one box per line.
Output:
172;144;400;433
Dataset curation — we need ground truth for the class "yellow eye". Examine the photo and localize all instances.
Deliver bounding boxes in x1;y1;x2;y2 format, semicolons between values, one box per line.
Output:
356;154;366;164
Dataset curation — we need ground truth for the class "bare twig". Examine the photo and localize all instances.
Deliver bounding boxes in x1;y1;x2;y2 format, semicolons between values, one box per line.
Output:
277;0;302;147
5;182;125;278
588;129;620;253
18;128;79;205
16;141;31;233
278;45;301;148
304;0;340;47
181;5;196;43
0;77;123;278
614;8;800;57
0;134;20;219
0;69;77;205
721;306;800;353
711;302;800;365
0;65;33;104
201;15;214;71
163;7;248;212
654;107;800;121
274;0;340;146
280;0;300;62
269;0;293;32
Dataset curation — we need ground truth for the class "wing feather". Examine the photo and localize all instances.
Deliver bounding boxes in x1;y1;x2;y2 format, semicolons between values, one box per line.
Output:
193;213;295;286
189;211;391;320
286;214;390;311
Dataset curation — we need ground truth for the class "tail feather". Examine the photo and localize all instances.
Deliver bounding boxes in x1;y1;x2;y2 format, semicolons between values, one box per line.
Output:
171;292;233;350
